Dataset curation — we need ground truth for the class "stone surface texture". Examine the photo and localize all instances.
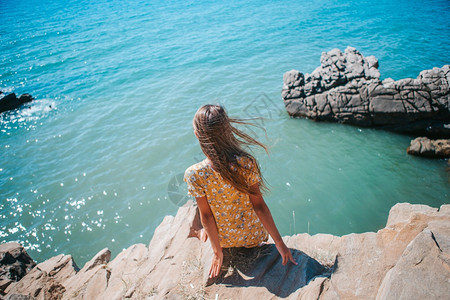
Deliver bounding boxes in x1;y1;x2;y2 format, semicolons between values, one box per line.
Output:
2;201;450;299
0;243;36;295
407;137;450;158
282;47;450;137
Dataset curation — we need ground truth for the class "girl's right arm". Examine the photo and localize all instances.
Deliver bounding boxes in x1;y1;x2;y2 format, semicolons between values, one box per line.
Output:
248;184;297;266
195;195;223;278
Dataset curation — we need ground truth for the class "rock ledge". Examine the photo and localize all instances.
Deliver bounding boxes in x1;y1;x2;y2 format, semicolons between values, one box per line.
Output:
2;202;449;299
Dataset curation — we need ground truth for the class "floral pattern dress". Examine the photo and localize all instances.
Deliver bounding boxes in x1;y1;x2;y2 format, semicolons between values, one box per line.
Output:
184;156;268;248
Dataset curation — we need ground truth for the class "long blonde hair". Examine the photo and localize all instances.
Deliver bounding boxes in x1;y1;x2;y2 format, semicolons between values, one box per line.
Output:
193;104;268;195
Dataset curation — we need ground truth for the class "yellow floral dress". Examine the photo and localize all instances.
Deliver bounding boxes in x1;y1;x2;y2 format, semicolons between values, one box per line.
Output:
184;156;268;248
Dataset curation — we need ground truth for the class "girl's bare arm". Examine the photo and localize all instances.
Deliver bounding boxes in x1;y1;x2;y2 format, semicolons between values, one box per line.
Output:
248;184;297;266
195;195;223;277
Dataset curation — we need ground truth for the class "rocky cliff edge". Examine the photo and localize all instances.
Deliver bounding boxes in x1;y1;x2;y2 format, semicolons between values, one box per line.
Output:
2;201;450;299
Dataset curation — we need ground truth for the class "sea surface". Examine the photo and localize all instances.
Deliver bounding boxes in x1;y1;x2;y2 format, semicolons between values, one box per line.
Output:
1;0;449;265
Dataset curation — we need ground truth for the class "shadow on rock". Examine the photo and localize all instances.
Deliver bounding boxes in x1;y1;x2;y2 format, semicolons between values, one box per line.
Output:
209;244;331;298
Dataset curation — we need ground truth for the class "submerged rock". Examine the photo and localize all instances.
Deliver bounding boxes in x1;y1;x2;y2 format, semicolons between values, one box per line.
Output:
0;92;34;114
2;201;450;299
282;47;450;138
407;137;450;158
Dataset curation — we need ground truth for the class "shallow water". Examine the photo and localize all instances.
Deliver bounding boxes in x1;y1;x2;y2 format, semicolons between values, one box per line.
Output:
1;0;449;265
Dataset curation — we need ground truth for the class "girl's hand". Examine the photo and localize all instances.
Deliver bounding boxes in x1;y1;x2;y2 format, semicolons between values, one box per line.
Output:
275;241;297;266
209;251;224;278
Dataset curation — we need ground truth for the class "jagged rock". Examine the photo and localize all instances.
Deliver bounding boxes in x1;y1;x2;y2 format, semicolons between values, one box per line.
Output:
5;254;78;300
376;228;450;299
288;203;450;299
61;248;112;299
0;93;20;113
17;94;33;105
0;243;36;294
0;93;34;114
2;202;449;299
282;47;450;137
80;248;111;273
407;137;450;158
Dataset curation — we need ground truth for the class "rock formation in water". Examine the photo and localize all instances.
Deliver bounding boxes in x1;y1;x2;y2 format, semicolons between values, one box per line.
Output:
281;47;450;138
2;201;450;299
407;137;450;158
0;92;34;114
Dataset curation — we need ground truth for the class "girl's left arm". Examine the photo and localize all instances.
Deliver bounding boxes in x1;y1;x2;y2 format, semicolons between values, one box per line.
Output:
248;184;297;266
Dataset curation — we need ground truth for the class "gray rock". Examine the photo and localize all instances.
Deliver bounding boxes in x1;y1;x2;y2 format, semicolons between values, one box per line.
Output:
5;254;77;299
3;202;450;299
80;248;111;272
0;243;36;294
5;294;35;300
407;137;450;158
376;229;450;299
282;47;450;137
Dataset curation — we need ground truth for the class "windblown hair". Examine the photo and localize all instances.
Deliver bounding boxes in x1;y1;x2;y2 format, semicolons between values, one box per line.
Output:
193;104;268;195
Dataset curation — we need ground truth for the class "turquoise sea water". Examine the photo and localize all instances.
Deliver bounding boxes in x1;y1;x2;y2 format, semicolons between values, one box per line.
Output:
1;0;449;265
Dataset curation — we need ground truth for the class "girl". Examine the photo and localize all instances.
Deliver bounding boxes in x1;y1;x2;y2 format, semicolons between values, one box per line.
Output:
184;104;296;278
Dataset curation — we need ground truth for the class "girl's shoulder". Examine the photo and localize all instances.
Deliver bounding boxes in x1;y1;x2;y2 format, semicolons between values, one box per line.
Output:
184;160;209;176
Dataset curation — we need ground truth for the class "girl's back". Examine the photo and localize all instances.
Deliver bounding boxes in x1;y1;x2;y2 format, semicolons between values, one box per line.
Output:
185;156;268;248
